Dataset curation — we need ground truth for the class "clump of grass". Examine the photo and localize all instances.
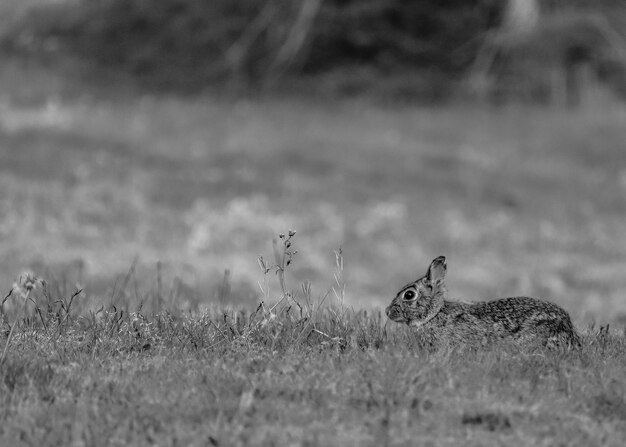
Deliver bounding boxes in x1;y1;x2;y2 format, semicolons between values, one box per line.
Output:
0;230;360;361
247;229;353;352
3;230;620;360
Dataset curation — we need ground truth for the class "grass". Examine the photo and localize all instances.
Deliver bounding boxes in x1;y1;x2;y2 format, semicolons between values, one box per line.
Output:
4;335;626;446
0;252;625;446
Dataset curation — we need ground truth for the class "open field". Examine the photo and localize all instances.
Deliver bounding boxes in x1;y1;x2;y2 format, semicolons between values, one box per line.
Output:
0;273;625;446
1;55;626;320
1;77;625;442
2;1;626;443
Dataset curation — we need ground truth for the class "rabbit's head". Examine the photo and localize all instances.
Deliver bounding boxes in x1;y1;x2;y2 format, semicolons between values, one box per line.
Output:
386;256;447;327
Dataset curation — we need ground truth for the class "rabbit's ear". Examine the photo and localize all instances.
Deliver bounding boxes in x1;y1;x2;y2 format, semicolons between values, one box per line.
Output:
426;256;447;284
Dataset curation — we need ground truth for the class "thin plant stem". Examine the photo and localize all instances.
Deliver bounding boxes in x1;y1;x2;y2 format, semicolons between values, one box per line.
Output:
1;289;31;364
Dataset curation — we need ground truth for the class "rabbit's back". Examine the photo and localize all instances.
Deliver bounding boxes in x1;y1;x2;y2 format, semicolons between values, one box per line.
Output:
432;297;580;346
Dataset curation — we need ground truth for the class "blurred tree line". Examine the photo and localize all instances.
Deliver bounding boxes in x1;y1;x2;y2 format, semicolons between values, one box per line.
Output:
2;0;625;102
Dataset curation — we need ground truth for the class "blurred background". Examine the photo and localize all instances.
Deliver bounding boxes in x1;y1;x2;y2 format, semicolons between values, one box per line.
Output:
0;0;625;320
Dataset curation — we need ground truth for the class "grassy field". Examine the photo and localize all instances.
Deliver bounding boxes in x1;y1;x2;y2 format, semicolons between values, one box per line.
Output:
0;265;625;446
1;59;626;320
0;81;625;443
1;1;626;443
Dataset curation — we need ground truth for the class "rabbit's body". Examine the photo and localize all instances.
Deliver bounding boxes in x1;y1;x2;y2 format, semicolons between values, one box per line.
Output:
386;257;580;348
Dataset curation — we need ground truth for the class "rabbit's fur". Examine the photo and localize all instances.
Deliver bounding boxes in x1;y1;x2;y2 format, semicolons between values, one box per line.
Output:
386;256;580;348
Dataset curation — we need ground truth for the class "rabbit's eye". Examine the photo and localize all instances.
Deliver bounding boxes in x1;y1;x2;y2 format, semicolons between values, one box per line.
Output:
403;290;416;300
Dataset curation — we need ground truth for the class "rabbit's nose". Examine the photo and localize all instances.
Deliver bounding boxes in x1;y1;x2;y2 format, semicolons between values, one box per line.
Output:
385;305;394;318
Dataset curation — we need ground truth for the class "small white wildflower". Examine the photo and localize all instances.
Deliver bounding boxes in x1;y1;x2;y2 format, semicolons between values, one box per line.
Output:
12;272;43;299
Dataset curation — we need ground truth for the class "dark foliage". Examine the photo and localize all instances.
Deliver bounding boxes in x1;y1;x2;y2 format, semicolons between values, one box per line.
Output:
308;0;502;74
3;0;502;94
1;0;624;99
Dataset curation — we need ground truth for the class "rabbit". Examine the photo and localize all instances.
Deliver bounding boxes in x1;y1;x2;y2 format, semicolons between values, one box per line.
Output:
385;256;580;348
